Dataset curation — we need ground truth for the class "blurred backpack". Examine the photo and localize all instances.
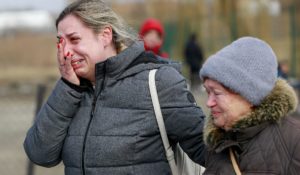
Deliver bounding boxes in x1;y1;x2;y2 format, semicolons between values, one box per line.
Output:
148;69;205;175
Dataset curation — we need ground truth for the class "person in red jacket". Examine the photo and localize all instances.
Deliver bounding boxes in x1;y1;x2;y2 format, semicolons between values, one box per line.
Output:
139;18;169;58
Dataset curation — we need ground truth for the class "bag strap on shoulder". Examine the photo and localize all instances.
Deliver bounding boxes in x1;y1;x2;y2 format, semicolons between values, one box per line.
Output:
148;69;179;175
229;148;241;175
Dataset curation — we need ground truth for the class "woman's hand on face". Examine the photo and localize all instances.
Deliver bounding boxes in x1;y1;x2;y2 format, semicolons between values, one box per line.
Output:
57;38;80;85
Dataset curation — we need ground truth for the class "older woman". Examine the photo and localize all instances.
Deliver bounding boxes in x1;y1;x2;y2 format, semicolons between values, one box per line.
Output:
200;37;300;175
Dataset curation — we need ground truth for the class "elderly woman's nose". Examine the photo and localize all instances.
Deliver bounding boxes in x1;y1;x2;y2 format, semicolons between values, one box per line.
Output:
206;95;216;108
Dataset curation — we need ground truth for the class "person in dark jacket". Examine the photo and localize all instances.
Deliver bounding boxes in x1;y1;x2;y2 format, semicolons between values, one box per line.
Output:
139;18;169;58
23;0;206;175
184;33;204;90
199;37;300;175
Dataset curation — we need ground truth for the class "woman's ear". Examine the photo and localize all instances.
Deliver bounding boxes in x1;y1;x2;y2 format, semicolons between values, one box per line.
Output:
99;26;113;48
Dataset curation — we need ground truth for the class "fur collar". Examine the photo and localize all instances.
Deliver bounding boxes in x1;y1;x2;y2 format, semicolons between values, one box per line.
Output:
203;79;298;149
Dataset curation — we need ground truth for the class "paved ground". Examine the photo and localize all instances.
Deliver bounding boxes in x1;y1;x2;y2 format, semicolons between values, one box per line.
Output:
0;86;64;175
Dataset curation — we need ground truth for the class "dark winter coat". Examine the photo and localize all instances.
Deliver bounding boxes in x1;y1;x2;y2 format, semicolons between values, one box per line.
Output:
23;42;206;175
184;38;203;73
202;79;300;175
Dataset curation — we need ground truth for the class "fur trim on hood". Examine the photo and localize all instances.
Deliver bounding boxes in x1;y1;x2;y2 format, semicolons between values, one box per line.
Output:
203;79;298;149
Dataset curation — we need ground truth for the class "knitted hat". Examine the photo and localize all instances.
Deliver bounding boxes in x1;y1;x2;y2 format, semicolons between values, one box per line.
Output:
200;37;278;106
139;18;164;37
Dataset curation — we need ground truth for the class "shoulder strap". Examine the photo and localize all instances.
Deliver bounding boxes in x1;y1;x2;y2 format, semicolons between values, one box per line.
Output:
229;148;241;175
148;69;178;175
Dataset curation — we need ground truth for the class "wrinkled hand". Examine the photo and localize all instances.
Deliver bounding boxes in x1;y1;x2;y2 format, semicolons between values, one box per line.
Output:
57;38;80;85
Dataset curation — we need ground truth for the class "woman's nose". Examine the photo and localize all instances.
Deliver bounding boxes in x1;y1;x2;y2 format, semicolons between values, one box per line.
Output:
206;94;216;108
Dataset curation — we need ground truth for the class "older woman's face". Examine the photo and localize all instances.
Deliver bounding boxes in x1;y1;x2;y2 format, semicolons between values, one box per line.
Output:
204;79;252;130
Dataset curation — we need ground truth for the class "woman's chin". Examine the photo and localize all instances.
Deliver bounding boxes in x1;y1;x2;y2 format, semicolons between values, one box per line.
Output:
75;70;87;80
212;120;225;129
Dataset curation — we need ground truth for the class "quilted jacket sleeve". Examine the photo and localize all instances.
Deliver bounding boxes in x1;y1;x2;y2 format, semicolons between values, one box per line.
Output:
155;66;206;165
23;79;82;167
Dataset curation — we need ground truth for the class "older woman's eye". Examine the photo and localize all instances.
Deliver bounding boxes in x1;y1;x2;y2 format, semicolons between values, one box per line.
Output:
213;90;223;96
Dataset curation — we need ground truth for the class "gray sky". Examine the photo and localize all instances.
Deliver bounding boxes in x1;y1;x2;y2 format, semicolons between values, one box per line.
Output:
0;0;67;14
0;0;146;13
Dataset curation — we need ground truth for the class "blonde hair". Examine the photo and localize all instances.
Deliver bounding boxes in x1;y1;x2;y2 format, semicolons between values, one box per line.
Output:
56;0;138;53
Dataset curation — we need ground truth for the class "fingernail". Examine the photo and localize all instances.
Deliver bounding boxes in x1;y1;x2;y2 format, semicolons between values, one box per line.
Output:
57;44;60;49
67;52;70;56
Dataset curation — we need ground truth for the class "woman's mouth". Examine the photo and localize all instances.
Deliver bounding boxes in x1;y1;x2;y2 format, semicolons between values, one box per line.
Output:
72;60;83;65
211;111;221;117
71;59;85;69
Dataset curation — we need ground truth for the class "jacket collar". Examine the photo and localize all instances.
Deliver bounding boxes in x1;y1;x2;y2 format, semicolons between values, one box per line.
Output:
94;41;179;80
204;79;298;151
95;41;144;79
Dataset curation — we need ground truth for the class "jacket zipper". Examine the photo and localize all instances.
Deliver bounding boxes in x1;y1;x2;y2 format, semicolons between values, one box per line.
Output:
81;95;96;175
81;64;106;175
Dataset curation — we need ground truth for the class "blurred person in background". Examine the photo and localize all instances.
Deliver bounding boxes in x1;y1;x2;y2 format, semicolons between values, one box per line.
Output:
139;18;169;58
184;33;204;90
277;60;289;80
23;0;206;175
199;37;300;174
278;60;300;95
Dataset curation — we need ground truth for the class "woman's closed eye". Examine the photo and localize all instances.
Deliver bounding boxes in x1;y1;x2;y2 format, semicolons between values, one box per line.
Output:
70;37;81;43
213;91;222;96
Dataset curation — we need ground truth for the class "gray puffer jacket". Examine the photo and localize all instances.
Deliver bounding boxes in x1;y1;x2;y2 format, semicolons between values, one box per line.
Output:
24;42;206;175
